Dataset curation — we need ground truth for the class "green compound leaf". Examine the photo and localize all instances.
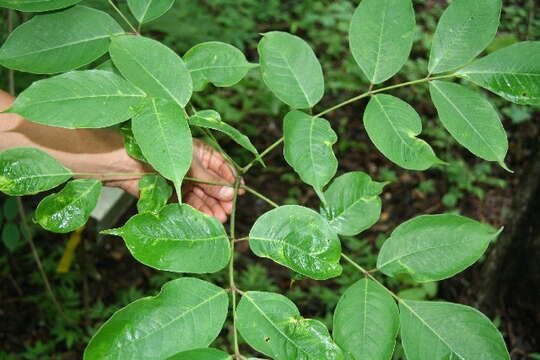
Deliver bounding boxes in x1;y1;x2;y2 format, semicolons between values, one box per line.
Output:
377;214;501;282
184;41;256;91
189;110;259;157
132;98;192;201
0;147;71;196
333;279;399;360
283;110;337;201
429;81;509;169
321;172;386;237
84;278;229;360
110;35;193;107
136;174;172;214
237;291;344;360
457;41;540;105
428;0;502;74
364;94;441;171
0;0;81;12
349;0;415;84
167;348;231;360
127;0;175;24
0;6;123;74
103;204;230;274
7;70;145;129
35;179;102;233
258;31;324;109
399;300;510;360
249;205;342;280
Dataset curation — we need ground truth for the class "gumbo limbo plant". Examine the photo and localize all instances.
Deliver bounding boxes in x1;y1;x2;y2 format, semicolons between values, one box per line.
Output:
0;0;537;358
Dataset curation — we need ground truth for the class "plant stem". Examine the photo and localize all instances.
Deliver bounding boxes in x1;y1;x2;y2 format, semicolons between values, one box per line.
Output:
242;137;284;173
342;253;401;302
314;74;456;119
243;185;279;208
229;179;242;357
16;198;72;322
108;0;139;34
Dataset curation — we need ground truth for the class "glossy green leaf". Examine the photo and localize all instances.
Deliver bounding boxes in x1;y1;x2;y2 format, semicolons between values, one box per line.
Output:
189;110;259;157
458;41;540;105
127;0;175;24
349;0;415;84
0;0;81;12
7;70;145;129
84;278;229;360
258;31;324;109
0;148;71;196
333;279;399;360
283;110;337;200
2;222;21;252
110;35;193;108
184;41;255;91
132;98;192;200
35;179;102;233
364;95;441;171
377;214;501;282
167;348;231;360
321;172;386;236
0;6;123;74
103;204;230;273
399;300;509;360
237;291;344;360
430;81;509;168
136;174;172;214
249;205;342;280
428;0;502;74
119;123;146;162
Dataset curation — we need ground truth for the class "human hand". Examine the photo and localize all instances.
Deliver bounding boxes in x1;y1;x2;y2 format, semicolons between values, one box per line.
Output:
106;138;243;223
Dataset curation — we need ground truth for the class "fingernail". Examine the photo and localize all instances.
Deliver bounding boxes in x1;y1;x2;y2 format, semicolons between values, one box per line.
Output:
219;187;234;199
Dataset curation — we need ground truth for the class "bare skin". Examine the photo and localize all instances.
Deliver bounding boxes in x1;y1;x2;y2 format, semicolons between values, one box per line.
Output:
0;90;242;223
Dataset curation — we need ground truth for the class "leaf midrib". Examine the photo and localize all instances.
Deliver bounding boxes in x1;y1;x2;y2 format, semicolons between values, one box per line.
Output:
432;82;500;160
147;235;228;243
8;172;71;182
18;93;145;108
0;34;113;60
373;96;418;161
401;301;465;360
243;293;311;358
378;238;473;269
371;0;388;82
151;98;180;184
328;195;377;230
276;48;312;107
118;43;183;106
250;236;336;270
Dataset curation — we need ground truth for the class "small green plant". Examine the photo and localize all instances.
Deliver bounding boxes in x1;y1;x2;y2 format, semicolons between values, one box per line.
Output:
1;0;538;358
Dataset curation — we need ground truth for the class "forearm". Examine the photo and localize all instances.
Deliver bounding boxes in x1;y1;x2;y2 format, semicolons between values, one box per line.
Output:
0;90;146;177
